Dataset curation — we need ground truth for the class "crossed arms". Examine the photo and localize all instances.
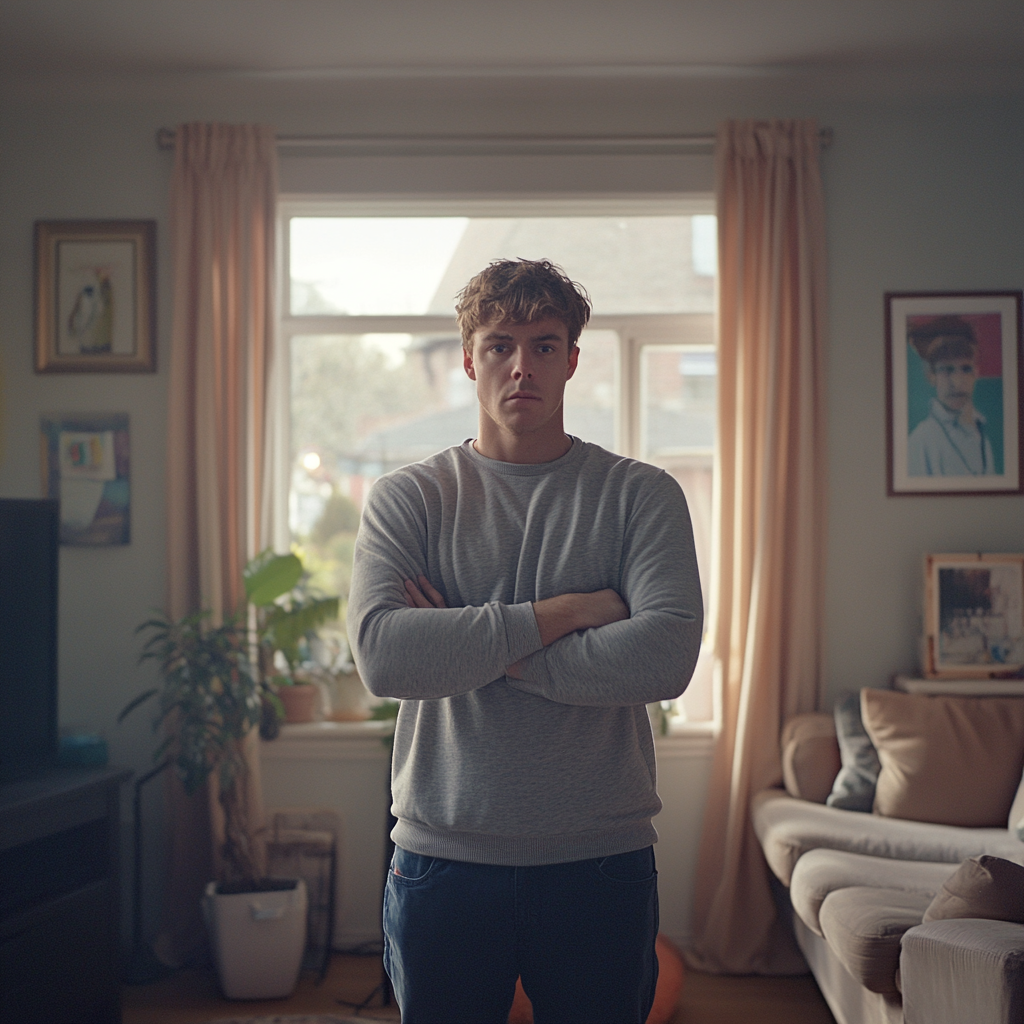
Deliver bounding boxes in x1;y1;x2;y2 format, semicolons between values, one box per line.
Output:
404;574;629;679
348;468;703;709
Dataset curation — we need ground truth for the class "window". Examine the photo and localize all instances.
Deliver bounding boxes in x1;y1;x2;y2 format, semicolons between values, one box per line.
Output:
282;201;716;723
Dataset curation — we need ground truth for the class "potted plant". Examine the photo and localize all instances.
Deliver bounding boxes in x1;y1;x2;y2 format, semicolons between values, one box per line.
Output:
243;549;339;725
122;604;306;997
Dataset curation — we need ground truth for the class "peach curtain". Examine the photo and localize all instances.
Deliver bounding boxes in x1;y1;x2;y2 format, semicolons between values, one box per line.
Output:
687;120;828;974
157;123;279;966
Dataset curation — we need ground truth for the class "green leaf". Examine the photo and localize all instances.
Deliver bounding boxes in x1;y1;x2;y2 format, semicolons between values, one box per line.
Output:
118;687;159;723
244;550;303;607
263;596;340;668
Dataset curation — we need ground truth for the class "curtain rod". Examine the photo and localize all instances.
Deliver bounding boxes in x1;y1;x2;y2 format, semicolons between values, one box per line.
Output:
155;127;832;157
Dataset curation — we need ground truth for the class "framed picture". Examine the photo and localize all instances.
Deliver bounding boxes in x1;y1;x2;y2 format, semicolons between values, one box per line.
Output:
886;291;1022;495
34;220;156;373
40;414;130;545
924;553;1024;679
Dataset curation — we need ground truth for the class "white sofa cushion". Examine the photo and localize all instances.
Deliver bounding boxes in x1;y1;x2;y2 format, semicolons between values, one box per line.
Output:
790;847;955;935
819;886;933;999
752;788;1024;886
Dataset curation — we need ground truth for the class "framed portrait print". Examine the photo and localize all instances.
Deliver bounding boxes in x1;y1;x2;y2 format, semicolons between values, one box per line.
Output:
34;220;156;373
924;553;1024;678
886;291;1022;495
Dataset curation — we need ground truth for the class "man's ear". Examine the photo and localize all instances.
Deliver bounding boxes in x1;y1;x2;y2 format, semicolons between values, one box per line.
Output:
463;347;477;381
566;344;580;381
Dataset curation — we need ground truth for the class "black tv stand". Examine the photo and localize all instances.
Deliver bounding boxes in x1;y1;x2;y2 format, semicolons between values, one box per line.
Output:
0;766;130;1023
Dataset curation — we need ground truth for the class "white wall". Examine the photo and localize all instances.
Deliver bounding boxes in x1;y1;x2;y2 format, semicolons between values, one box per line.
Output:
821;97;1024;701
1;85;1021;946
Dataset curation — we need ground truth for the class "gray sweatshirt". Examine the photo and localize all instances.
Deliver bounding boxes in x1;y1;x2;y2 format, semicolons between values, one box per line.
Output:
348;437;703;866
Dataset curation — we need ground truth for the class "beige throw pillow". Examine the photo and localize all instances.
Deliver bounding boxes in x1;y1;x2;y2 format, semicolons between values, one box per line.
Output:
923;855;1024;924
781;712;841;804
860;689;1024;827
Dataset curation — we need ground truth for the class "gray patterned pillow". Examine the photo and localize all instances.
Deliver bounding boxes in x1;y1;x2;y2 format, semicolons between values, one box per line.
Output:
826;690;881;812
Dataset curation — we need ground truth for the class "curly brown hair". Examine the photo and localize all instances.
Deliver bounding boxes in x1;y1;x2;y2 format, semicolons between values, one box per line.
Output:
455;259;591;351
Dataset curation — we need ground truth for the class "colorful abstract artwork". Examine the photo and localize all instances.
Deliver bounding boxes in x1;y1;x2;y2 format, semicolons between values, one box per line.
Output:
41;414;130;545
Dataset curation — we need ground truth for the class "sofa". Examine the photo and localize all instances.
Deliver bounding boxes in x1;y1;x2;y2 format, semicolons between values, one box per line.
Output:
752;687;1024;1024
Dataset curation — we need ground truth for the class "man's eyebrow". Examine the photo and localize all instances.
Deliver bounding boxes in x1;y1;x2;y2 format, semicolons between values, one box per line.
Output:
481;330;514;341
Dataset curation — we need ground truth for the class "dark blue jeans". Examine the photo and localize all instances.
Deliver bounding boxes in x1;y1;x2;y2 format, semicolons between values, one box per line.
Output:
383;846;659;1024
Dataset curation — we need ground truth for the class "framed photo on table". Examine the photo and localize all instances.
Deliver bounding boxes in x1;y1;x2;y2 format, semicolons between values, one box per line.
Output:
34;220;156;373
886;291;1022;495
923;553;1024;679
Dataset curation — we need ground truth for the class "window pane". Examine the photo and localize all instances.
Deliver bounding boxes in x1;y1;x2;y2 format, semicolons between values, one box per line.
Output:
564;329;619;453
290;216;715;317
641;345;715;625
291;331;474;605
291;218;469;315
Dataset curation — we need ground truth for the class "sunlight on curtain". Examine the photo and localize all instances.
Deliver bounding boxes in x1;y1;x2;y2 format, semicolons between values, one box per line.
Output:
687;119;828;974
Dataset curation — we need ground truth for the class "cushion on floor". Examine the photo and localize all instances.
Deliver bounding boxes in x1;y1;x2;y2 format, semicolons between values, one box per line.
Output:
818;886;931;999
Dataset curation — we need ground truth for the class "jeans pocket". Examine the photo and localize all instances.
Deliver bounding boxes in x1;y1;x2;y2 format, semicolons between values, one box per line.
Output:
595;846;656;882
391;847;438;883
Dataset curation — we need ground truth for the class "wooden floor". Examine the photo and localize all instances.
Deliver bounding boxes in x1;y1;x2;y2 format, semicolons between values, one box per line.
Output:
122;951;838;1024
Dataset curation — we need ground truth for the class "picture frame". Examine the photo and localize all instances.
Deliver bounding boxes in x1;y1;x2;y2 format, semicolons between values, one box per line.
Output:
34;220;156;373
40;413;131;545
923;553;1024;679
885;291;1022;495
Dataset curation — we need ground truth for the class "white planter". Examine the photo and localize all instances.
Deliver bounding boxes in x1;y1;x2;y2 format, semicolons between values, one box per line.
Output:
202;879;308;999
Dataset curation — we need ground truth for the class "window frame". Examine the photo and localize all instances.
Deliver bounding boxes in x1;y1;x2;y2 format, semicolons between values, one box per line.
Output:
278;196;718;734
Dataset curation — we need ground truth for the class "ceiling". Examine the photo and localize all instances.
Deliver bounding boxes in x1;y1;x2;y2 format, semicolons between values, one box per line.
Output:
1;0;1021;103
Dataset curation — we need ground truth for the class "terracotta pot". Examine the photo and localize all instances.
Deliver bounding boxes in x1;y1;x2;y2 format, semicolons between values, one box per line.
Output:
277;683;320;723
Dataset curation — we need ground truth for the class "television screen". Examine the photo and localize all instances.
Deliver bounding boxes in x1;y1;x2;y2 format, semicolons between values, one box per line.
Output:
0;499;59;782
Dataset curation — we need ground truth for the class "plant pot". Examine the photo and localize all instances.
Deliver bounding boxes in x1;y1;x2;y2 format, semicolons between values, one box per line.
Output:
326;668;372;722
202;878;307;999
277;683;320;723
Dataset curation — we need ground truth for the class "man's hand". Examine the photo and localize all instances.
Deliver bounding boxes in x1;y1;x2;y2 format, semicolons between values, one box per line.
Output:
532;589;629;645
404;575;447;609
508;589;629;678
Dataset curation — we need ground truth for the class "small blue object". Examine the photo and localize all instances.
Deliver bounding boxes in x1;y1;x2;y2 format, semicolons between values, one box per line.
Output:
58;734;109;767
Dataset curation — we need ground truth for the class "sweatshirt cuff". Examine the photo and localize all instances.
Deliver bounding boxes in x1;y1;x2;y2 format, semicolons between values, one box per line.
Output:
503;601;544;664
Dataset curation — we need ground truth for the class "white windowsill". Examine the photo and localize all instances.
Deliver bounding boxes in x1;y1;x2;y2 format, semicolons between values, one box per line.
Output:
259;717;717;759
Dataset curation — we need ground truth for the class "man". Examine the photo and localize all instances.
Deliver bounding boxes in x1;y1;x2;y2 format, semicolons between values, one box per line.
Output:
907;315;996;476
348;259;703;1023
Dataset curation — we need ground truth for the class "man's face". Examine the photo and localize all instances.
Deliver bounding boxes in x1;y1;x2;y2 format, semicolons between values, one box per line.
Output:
927;357;977;414
464;317;579;440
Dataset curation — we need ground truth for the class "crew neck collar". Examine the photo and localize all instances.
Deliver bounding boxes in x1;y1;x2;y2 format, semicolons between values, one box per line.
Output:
461;436;583;476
